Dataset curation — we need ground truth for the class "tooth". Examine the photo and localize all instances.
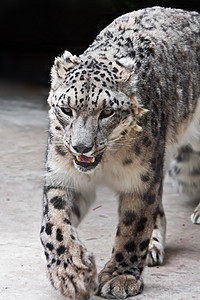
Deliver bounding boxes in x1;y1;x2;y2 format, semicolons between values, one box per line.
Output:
76;156;81;162
91;157;95;163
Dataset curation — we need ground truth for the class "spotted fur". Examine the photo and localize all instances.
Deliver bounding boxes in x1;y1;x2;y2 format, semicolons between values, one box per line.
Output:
40;7;200;299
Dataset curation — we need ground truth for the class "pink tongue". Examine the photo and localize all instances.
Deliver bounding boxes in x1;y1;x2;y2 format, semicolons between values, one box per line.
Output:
78;155;94;163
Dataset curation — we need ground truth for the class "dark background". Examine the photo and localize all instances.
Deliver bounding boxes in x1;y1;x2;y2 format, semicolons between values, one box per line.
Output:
0;0;199;93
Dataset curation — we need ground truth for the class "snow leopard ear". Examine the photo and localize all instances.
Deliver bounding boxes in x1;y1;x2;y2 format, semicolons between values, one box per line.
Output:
113;57;135;82
51;50;80;90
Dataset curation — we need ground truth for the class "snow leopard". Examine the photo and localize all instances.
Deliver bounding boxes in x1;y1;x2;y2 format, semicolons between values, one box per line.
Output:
40;6;200;299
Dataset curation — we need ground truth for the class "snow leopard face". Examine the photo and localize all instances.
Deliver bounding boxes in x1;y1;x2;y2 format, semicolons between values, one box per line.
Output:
48;51;146;172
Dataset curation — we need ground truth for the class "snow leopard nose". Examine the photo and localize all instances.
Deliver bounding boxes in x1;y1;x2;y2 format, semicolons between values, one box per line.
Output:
73;145;93;154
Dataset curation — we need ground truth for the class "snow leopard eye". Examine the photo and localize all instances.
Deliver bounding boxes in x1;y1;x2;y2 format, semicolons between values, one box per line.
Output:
99;109;115;119
61;107;73;117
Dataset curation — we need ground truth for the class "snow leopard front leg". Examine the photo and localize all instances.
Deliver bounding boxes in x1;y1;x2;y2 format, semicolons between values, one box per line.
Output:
98;157;165;298
40;169;98;299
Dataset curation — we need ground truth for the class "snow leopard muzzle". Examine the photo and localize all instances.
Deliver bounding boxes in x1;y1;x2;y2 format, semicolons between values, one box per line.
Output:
74;153;103;172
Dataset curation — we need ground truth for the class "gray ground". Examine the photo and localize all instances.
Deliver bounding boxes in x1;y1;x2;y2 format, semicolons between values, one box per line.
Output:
0;95;200;300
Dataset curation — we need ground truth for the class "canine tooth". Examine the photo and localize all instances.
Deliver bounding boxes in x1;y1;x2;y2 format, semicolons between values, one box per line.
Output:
91;157;95;163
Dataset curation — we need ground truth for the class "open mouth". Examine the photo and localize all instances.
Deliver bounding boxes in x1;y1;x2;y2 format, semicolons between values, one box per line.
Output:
74;153;103;171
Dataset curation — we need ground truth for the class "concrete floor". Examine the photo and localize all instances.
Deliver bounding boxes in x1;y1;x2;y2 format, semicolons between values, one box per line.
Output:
0;95;200;300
